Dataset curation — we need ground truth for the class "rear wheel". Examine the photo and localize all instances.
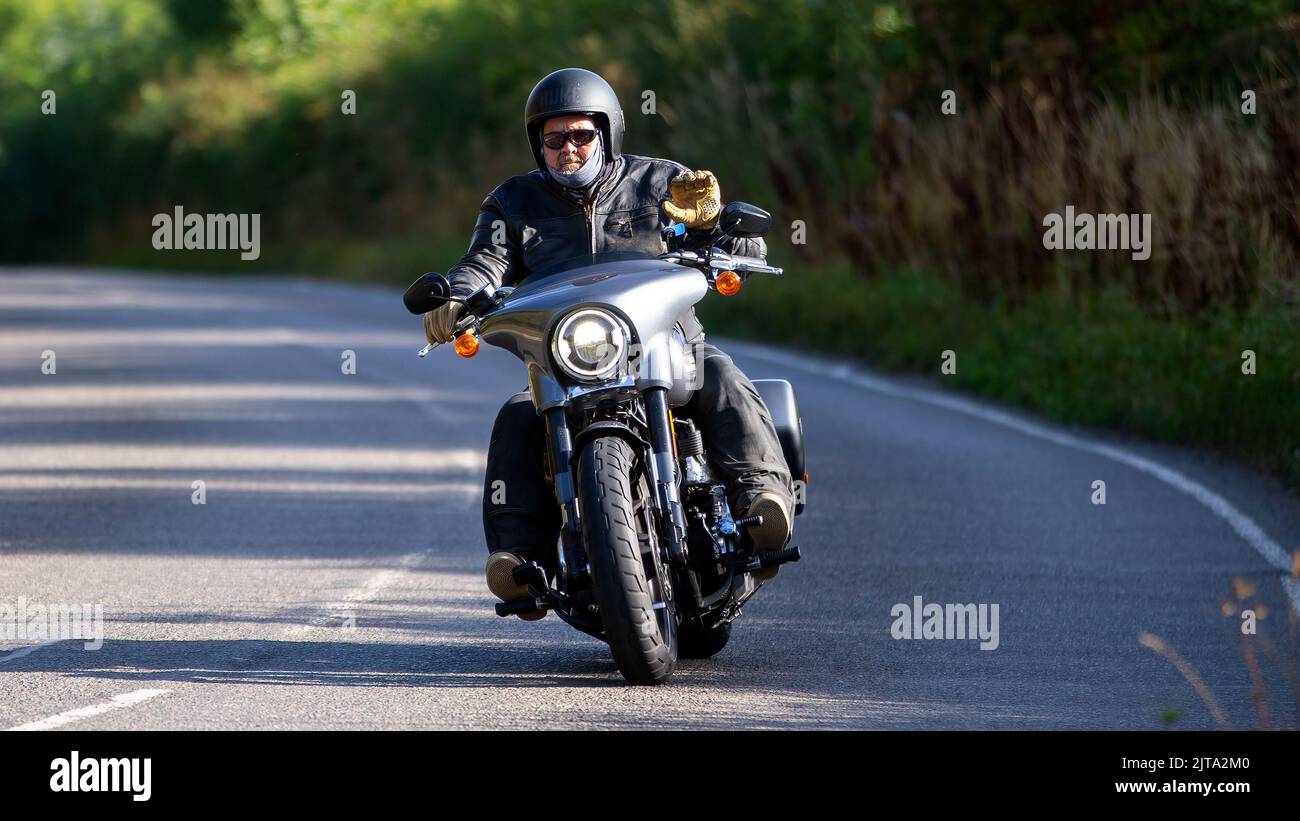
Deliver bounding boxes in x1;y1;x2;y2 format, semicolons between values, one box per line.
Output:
578;436;677;684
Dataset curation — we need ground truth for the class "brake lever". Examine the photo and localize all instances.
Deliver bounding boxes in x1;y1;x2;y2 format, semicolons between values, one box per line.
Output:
710;251;783;277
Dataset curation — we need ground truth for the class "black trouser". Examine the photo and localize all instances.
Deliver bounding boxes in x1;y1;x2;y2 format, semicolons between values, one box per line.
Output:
481;342;793;568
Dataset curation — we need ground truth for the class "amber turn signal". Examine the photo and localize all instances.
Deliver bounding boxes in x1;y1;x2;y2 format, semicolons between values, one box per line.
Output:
715;270;742;296
454;332;479;358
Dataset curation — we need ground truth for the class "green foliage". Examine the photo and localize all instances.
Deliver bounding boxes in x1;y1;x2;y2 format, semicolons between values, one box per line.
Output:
1;0;1297;485
3;0;1293;261
700;262;1300;488
874;0;1299;96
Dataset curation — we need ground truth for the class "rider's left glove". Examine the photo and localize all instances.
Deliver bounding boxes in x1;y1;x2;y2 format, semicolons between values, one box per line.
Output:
662;169;722;229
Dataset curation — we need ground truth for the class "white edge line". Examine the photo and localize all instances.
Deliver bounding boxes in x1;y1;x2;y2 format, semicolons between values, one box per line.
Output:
6;688;171;731
722;337;1300;617
287;548;434;634
0;639;62;664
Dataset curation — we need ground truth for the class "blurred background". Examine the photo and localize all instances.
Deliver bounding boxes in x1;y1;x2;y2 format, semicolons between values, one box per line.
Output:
1;0;1297;487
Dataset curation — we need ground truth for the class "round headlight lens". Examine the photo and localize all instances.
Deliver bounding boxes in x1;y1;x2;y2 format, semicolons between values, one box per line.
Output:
571;318;612;364
553;309;626;380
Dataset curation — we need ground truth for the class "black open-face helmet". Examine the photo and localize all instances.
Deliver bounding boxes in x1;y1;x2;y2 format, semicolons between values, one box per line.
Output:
524;67;624;174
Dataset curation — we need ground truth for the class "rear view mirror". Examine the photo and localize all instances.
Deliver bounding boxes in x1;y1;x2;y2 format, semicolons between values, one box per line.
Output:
403;272;451;315
717;202;772;239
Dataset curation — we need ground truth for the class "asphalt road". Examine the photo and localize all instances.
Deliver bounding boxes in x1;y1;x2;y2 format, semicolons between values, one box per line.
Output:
1;268;1298;730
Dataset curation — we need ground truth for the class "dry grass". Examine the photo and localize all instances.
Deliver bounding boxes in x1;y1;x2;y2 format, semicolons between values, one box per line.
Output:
855;77;1300;316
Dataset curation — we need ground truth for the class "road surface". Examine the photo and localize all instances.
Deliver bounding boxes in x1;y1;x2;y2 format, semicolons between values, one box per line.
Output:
1;268;1297;730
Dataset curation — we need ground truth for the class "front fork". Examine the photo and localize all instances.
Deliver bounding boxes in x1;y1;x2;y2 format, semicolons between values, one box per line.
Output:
642;387;688;565
542;406;585;590
544;386;694;605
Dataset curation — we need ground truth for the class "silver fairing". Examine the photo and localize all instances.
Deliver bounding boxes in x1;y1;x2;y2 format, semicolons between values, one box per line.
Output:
477;254;707;411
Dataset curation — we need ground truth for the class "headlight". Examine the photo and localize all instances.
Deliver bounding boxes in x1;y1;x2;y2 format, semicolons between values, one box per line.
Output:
552;308;626;381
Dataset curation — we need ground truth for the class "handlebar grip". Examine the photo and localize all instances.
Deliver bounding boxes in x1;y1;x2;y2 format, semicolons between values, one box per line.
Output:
453;316;476;335
417;316;478;357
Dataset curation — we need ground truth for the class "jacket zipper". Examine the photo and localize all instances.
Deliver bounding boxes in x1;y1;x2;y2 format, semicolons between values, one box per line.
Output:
586;156;620;253
542;156;618;255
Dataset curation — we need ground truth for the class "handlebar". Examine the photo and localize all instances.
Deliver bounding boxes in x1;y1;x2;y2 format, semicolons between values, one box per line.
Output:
714;253;783;276
417;312;479;357
416;284;521;356
415;250;781;358
662;249;783;277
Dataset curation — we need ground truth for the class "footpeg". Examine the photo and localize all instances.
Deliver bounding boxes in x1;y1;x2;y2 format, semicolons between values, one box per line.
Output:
743;545;800;574
495;596;550;617
735;513;764;529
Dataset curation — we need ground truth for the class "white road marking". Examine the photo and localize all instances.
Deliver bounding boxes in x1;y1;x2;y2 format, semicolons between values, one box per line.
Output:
725;338;1300;616
287;549;435;634
0;475;480;496
0;382;476;407
0;327;415;348
0;444;485;472
0;640;62;664
6;688;170;731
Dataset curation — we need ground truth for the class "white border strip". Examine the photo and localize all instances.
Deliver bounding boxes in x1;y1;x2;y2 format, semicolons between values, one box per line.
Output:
724;338;1300;615
0;640;62;664
7;688;170;731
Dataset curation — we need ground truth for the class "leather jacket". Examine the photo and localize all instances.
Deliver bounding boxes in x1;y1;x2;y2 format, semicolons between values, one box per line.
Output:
445;153;767;343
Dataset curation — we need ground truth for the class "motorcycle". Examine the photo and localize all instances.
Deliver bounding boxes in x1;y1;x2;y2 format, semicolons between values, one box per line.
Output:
403;202;806;685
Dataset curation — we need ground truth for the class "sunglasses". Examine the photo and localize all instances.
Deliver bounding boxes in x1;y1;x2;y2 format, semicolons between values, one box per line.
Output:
541;128;598;150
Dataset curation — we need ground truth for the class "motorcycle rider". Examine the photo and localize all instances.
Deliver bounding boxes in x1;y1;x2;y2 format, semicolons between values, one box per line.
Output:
423;68;795;618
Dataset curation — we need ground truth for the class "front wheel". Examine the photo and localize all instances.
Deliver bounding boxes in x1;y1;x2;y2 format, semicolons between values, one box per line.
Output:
578;436;677;684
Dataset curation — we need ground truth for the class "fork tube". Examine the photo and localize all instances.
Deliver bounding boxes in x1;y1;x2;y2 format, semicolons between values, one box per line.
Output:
643;387;687;563
544;407;585;585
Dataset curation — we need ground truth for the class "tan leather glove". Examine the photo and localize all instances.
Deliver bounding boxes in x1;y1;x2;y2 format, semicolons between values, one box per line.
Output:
662;169;722;229
423;301;465;345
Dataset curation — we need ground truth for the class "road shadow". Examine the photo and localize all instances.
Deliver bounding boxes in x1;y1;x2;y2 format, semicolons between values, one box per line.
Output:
0;636;632;689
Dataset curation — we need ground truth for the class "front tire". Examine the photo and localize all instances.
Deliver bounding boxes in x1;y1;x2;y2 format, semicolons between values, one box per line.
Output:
578;436;677;684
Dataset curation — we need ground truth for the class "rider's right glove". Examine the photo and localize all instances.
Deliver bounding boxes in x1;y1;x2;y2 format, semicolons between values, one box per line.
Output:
423;301;465;345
